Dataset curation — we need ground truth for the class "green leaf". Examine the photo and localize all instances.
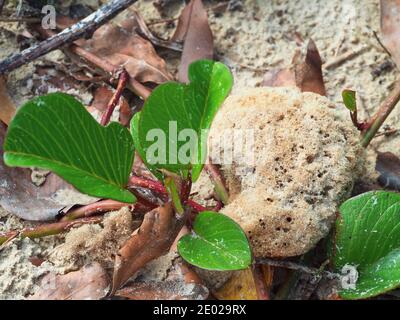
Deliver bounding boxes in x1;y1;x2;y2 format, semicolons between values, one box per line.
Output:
342;90;357;112
4;93;135;203
178;211;252;271
332;191;400;299
136;59;233;181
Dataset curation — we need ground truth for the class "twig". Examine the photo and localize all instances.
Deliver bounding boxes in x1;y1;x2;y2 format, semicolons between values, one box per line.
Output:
100;69;129;126
256;257;338;280
324;46;370;70
251;264;270;300
0;17;41;23
0;0;138;75
61;199;134;221
361;80;400;147
205;163;229;205
0;216;103;246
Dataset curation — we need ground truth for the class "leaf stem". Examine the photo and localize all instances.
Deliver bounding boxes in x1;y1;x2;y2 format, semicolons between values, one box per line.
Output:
128;175;206;212
100;69;130;126
165;177;184;215
205;163;229;205
361;80;400;147
0;216;103;246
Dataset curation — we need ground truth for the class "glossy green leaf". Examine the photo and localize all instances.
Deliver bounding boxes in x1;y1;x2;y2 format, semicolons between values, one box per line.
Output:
332;191;400;299
342;90;357;112
4;93;135;203
178;211;252;271
136;59;233;181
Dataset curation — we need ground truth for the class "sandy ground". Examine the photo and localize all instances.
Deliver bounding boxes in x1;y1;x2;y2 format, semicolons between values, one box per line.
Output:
0;0;398;299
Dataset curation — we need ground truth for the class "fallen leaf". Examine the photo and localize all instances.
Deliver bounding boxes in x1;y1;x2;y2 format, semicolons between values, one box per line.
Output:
376;151;400;191
0;123;97;221
80;18;172;84
90;86;132;126
263;40;326;96
294;40;326;96
214;266;273;300
30;263;109;300
263;68;296;87
111;203;186;294
0;77;16;125
381;0;400;66
115;280;208;300
176;0;214;83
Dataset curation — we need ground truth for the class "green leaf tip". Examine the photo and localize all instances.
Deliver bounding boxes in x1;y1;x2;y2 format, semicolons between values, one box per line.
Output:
178;211;252;271
4;92;136;203
332;190;400;299
342;89;357;112
133;59;233;182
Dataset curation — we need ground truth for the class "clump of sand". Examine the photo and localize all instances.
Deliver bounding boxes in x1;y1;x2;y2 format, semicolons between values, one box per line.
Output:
49;207;137;270
204;87;365;257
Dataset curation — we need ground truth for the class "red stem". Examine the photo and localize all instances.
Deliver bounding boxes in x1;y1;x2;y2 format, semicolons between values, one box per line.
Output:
128;175;206;212
100;69;129;126
251;264;271;300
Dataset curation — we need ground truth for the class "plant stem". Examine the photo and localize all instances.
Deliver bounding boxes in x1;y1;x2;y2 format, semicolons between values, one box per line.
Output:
0;0;138;75
128;175;206;212
0;216;103;246
100;69;129;126
361;80;400;147
205;163;229;205
61;199;134;221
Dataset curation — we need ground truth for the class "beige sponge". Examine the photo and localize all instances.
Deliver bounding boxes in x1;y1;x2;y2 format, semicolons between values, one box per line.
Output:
205;87;364;258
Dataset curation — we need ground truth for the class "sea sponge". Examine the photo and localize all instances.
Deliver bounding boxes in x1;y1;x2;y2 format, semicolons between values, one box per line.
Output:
205;87;364;258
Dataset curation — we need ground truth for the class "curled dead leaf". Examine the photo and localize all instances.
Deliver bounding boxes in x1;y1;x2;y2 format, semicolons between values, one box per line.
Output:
263;40;326;96
214;266;273;300
111;203;186;294
0;123;97;221
381;0;400;66
30;263;109;300
176;0;214;83
0;77;16;125
81;19;172;84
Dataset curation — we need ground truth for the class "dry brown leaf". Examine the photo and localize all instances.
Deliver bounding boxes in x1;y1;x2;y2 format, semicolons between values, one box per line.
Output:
0;123;97;221
30;263;109;300
263;40;326;96
263;68;296;87
115;280;208;300
294;40;326;96
90;86;132;126
111;203;186;294
381;0;400;66
214;266;273;300
177;0;214;83
0;77;16;125
80;19;172;84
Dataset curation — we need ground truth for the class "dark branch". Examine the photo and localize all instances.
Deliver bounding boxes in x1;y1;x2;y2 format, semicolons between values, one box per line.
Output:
0;0;138;75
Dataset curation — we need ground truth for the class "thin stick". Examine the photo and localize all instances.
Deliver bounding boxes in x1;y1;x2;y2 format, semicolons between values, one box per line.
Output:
100;69;129;126
0;216;103;246
256;257;338;280
361;80;400;147
0;0;138;75
251;264;270;300
0;17;41;23
61;199;133;221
